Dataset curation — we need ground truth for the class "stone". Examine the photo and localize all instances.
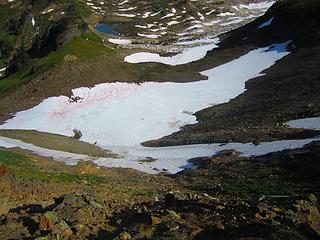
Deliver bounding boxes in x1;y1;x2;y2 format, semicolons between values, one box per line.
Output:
255;213;263;221
44;211;59;224
52;220;73;237
167;210;181;220
151;216;161;226
39;216;54;231
267;211;277;220
0;164;6;177
89;200;103;209
39;212;58;231
114;231;132;240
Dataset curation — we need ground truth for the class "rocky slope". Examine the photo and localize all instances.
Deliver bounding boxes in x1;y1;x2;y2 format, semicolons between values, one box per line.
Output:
0;0;88;79
0;0;319;239
88;0;274;46
0;141;319;239
145;0;320;146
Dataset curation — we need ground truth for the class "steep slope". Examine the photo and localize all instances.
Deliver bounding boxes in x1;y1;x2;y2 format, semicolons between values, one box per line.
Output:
88;0;275;46
145;0;320;146
0;0;88;79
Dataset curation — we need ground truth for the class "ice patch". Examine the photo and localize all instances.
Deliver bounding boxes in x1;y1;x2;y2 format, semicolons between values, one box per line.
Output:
115;13;136;17
175;37;219;46
287;117;320;130
119;0;129;5
167;21;179;26
124;41;218;65
257;17;274;29
137;33;160;39
0;136;91;165
217;12;236;17
108;38;132;45
118;7;136;11
236;1;275;10
0;136;318;174
42;8;54;15
161;13;175;19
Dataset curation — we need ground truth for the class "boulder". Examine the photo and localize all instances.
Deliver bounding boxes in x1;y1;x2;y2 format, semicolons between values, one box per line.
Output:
39;211;58;231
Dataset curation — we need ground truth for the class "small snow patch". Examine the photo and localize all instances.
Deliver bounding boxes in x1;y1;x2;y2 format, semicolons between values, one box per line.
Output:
108;38;132;45
287;117;320;130
217;12;236;17
257;17;274;29
124;41;218;65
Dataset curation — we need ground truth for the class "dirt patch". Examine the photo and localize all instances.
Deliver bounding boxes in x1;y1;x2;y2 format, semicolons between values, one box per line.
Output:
0;130;116;158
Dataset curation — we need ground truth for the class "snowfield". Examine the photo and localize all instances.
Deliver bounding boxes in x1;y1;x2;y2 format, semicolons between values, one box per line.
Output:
1;42;291;147
1;41;315;174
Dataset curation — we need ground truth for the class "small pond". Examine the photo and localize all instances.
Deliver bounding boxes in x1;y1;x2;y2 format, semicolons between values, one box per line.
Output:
95;23;120;36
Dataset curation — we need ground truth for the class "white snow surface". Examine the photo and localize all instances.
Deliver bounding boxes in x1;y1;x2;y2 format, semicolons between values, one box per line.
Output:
42;8;54;14
115;13;136;17
287;117;320;130
237;1;275;10
0;136;319;174
175;37;219;46
0;41;309;174
2;42;290;147
217;12;236;17
257;17;274;29
108;38;132;45
124;40;219;65
137;33;160;39
0;136;92;165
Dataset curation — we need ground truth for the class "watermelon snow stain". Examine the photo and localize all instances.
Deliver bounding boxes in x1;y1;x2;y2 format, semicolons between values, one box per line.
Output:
0;41;301;173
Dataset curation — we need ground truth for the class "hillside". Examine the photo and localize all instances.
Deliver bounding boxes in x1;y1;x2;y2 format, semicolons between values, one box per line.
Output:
0;0;319;239
145;0;320;146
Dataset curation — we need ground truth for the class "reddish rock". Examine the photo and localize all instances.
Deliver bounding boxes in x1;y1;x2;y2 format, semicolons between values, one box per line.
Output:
0;165;6;177
39;216;54;231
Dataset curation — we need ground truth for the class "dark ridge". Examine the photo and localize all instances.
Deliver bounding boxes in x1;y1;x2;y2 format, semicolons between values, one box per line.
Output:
28;20;67;59
219;0;320;49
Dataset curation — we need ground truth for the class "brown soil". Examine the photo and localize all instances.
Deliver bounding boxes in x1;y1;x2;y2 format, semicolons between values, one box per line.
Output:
0;130;116;158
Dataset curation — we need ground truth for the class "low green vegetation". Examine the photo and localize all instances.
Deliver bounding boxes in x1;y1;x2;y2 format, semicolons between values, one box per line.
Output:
0;0;97;96
0;30;114;96
0;149;29;168
0;149;106;185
